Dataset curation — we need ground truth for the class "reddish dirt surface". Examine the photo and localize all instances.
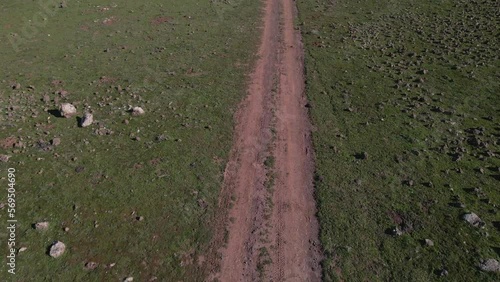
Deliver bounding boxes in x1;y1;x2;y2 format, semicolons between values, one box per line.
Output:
207;0;322;281
270;0;323;280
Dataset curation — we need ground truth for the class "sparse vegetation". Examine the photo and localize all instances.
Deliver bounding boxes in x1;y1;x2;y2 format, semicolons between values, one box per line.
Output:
0;0;261;280
297;0;499;280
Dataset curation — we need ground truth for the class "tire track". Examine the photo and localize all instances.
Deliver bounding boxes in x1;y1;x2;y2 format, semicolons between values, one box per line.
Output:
209;0;322;281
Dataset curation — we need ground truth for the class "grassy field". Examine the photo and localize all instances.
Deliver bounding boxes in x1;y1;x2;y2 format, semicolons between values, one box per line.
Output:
297;0;499;281
0;0;260;281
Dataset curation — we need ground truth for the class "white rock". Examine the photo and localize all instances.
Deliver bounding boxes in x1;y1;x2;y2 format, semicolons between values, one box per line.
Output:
131;107;145;116
0;154;11;162
478;259;500;273
18;247;27;253
35;221;49;231
463;212;484;228
60;103;77;118
49;241;66;258
80;112;94;127
123;277;134;282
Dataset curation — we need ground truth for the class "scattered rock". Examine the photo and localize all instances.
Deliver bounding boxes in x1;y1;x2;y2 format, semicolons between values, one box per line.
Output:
463;212;484;228
438;268;449;276
95;127;113;135
75;166;85;173
0;155;11;162
12;83;21;90
136;216;144;221
84;261;98;270
197;198;208;209
391;226;403;236
42;94;51;103
478;259;500;273
34;221;49;231
59;103;77;118
424;239;434;247
49;241;66;258
131;107;145;116
404;179;414;187
18;247;27;253
51;138;61;146
123;277;134;282
80;112;94;127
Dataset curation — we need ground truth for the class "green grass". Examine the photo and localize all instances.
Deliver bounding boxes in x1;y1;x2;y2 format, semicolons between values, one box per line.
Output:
297;0;499;281
0;0;261;281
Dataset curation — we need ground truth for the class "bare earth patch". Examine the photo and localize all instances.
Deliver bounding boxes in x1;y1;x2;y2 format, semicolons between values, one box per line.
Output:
207;0;322;280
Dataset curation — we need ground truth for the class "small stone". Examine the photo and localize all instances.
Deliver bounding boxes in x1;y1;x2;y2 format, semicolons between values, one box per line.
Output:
439;269;449;276
84;261;98;270
136;216;144;221
123;119;129;125
123;277;134;282
463;212;484;228
12;83;21;90
131;107;145;116
18;247;28;253
80;112;94;127
34;221;49;231
59;103;77;118
404;179;414;187
63;227;70;232
49;241;66;258
0;154;11;162
424;239;434;247
392;226;403;236
51;138;61;146
478;259;500;273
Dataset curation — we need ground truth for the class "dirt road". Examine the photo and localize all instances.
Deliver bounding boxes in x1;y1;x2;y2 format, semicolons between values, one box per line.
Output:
209;0;322;280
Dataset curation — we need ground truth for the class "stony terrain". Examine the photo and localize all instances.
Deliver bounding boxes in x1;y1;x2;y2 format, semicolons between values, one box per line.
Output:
297;0;499;280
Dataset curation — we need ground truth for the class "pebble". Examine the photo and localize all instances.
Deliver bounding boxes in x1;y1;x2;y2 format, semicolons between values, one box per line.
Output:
0;154;11;162
84;261;98;270
131;107;145;116
51;138;61;146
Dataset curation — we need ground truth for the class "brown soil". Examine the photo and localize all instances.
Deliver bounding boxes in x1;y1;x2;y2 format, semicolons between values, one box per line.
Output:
206;0;322;281
0;136;17;149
